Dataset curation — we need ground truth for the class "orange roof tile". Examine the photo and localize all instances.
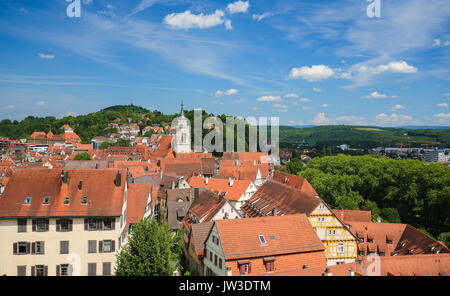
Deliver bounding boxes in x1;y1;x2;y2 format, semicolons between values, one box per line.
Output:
188;176;252;201
272;171;318;195
214;214;324;260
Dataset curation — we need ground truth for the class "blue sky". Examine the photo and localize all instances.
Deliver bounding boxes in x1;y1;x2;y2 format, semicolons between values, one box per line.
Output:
0;0;449;126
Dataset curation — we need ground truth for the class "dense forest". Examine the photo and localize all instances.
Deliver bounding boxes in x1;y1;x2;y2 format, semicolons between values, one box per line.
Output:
282;154;450;241
278;125;450;148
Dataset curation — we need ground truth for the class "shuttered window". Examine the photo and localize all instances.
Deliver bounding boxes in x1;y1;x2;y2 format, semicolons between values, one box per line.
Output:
88;240;97;253
32;241;45;254
103;262;111;276
17;219;27;232
33;219;49;232
17;266;26;276
57;219;73;232
60;241;69;254
88;263;96;276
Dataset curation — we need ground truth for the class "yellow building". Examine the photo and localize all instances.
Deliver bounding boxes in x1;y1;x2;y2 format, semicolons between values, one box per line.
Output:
241;173;359;266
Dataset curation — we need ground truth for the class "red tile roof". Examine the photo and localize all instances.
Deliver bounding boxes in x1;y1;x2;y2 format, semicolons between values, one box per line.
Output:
332;209;372;223
241;179;322;217
0;168;126;217
272;171;318;195
125;183;152;231
214;214;324;260
188;176;252;201
267;261;364;276
189;221;214;257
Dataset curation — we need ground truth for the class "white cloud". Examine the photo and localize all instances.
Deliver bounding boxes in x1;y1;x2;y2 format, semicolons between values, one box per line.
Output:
365;91;387;99
277;109;288;113
38;53;55;59
225;89;238;95
391;104;405;111
216;89;238;97
312;113;329;125
313;87;322;92
257;95;281;102
284;93;299;98
391;95;399;98
227;1;250;14
164;10;226;30
433;113;450;124
127;0;158;17
321;104;330;107
437;103;448;107
224;20;232;30
288;65;335;82
36;101;46;106
252;12;273;21
374;113;418;125
432;38;450;48
373;61;418;74
300;98;310;102
273;103;288;109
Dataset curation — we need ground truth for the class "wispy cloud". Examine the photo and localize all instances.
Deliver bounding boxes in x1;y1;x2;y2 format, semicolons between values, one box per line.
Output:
38;53;55;59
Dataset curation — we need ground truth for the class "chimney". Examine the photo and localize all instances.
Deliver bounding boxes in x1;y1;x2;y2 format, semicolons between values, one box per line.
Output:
205;177;209;185
272;207;278;216
348;268;355;276
324;268;332;276
159;168;163;180
229;177;234;187
377;217;381;223
78;181;83;190
95;163;98;169
115;171;121;187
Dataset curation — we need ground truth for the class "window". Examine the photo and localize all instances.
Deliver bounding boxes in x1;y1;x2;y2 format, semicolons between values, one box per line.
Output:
60;264;69;276
18;219;27;232
214;254;218;266
88;263;96;276
17;266;26;276
57;219;72;232
33;241;45;255
379;252;385;256
42;196;50;205
35;265;46;276
103;218;114;230
103;262;111;276
88;240;97;253
368;238;373;243
328;229;336;236
239;263;251;275
338;243;345;255
100;240;115;253
64;196;70;205
16;242;28;255
33;219;49;232
258;235;267;246
265;260;274;272
81;197;88;204
24;197;32;205
359;251;365;256
387;239;392;244
219;258;223;269
60;241;69;254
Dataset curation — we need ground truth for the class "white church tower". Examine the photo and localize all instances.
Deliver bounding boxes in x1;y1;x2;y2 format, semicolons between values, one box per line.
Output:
172;102;191;154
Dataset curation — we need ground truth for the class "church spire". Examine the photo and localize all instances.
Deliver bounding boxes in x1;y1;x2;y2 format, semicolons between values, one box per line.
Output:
181;101;184;117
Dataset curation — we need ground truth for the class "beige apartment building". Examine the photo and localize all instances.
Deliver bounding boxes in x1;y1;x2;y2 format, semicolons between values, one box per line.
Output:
0;168;127;276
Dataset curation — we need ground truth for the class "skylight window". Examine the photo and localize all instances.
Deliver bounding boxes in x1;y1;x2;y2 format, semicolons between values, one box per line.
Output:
24;197;32;205
81;196;88;204
43;196;50;205
258;235;267;246
64;196;70;205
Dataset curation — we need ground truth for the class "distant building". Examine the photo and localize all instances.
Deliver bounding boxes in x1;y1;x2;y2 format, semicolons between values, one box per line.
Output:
172;103;191;154
424;150;446;163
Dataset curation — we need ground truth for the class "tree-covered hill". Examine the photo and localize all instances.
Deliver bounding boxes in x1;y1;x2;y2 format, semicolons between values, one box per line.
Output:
279;125;450;148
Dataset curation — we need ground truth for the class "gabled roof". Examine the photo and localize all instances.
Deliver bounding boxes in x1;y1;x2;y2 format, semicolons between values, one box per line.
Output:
332;209;372;223
367;253;450;276
272;171;318;195
241;179;321;217
0;168;126;218
189;221;214;257
125;183;152;231
188;176;252;201
218;164;268;181
214;214;324;260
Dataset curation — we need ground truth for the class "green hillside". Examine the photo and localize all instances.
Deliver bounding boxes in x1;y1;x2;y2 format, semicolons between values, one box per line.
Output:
279;125;450;148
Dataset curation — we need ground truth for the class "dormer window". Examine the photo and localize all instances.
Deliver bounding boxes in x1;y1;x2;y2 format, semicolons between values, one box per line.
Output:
43;197;50;205
24;197;32;205
258;235;267;246
64;196;70;205
81;197;88;204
